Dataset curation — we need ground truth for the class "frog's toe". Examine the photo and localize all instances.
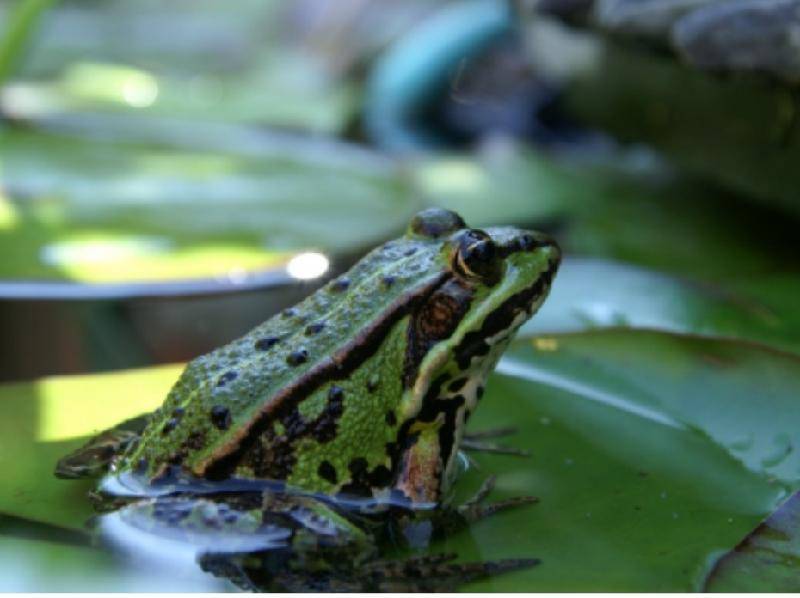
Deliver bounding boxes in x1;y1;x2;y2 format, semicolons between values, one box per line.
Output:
463;425;519;440
462;426;530;457
366;553;540;591
457;475;539;523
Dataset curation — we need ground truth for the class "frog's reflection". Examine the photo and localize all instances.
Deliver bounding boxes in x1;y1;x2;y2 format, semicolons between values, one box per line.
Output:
93;488;538;592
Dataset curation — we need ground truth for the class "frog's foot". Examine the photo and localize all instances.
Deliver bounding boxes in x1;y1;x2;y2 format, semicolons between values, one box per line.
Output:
462;426;530;457
54;416;147;479
271;553;539;592
197;553;260;592
457;474;538;523
364;552;540;591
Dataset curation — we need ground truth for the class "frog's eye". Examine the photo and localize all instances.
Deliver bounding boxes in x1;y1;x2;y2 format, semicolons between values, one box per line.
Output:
454;230;501;285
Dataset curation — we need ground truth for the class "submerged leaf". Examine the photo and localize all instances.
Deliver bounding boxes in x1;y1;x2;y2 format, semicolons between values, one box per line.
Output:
704;490;800;592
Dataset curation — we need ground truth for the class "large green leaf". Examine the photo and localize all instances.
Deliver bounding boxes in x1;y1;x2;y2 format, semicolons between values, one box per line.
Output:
450;329;800;591
2;328;799;590
0;127;418;281
523;258;800;356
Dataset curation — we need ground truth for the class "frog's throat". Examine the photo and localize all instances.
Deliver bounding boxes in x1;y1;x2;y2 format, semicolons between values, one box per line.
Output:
398;256;558;498
194;271;453;480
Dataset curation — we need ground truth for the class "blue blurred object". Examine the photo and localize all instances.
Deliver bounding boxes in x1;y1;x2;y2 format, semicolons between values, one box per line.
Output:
365;0;513;152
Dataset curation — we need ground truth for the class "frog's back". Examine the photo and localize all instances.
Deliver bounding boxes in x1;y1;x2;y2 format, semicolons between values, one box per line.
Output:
122;231;449;483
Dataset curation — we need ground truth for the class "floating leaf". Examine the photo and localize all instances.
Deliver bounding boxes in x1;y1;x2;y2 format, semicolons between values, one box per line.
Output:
2;327;799;590
0;127;418;282
523;258;800;356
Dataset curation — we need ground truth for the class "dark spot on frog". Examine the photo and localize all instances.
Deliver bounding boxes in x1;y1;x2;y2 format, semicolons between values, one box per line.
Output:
366;376;379;393
282;308;298;318
254;336;280;351
135;457;148;474
210;406;231;430
172;407;185;418
341;457;394;496
318;460;338;484
382;275;396;288
385;410;397;426
287;349;308;366
448;378;467;393
348;457;368;477
328;385;344;402
368;465;392;487
330;277;350;292
310;385;345;443
223;512;239;524
216;371;238;387
305;322;325;335
282;408;308;437
161;418;179;435
477;386;485;400
404;247;418;257
455;339;490;371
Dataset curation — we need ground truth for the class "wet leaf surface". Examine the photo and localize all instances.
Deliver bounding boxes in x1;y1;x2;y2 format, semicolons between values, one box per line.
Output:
524;258;800;356
704;490;800;592
2;328;799;590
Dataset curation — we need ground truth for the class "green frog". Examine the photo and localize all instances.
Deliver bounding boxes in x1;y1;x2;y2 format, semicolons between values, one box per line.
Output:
56;208;560;592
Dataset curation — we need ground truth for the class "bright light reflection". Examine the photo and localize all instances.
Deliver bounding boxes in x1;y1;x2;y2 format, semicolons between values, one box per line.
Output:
0;192;19;230
122;74;159;107
63;62;159;108
40;235;169;268
286;251;329;280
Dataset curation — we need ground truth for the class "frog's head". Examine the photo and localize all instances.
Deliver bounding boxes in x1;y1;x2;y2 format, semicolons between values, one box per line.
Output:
397;209;560;499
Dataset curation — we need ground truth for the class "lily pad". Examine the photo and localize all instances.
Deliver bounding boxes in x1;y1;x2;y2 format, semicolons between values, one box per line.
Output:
453;329;800;590
0;127;418;282
523;258;800;356
2;327;799;590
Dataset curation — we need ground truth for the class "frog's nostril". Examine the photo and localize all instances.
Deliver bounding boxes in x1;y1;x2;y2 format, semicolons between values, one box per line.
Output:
513;232;558;253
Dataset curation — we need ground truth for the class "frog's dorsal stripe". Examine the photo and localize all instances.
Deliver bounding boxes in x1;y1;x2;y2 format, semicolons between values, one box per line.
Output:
197;271;452;479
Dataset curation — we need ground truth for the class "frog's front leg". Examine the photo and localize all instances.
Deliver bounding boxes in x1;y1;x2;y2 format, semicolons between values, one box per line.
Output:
383;428;540;587
394;426;537;528
54;414;149;479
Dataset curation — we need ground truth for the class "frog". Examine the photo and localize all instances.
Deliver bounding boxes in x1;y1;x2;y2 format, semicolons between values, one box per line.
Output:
55;208;561;592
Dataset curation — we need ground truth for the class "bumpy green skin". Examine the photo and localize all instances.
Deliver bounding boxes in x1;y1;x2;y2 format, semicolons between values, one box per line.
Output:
115;209;560;503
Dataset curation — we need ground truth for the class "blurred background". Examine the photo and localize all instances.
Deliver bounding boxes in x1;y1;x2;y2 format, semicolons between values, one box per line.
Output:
1;0;797;382
2;0;800;591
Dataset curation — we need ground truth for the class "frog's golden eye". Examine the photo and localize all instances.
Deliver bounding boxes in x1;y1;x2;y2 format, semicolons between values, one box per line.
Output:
453;230;501;285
